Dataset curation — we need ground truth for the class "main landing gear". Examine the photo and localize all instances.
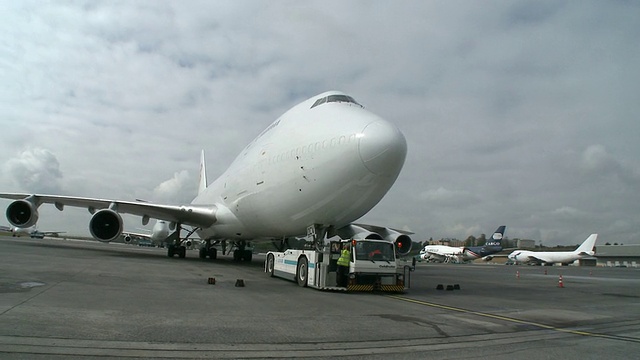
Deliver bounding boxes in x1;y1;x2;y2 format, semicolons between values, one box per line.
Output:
198;240;252;262
199;239;218;260
232;241;252;262
166;223;191;259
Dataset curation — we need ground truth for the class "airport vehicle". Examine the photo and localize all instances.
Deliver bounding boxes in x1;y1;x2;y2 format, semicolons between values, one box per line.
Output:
508;234;598;266
266;237;410;292
420;226;506;263
1;91;412;260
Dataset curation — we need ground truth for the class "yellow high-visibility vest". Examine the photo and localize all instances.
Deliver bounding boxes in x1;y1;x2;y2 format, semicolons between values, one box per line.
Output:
337;249;350;267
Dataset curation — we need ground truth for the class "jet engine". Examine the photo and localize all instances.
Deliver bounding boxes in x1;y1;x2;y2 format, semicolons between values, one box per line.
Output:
89;209;123;242
381;231;413;257
6;199;39;228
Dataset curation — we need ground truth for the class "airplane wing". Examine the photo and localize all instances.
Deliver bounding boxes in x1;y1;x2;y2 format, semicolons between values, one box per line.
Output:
350;223;414;236
0;193;217;228
524;255;547;264
426;252;447;262
334;223;413;255
121;231;152;240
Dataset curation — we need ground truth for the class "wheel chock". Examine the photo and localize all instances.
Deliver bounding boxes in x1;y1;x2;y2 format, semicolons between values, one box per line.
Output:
207;277;216;285
436;284;444;290
235;279;245;287
446;285;454;291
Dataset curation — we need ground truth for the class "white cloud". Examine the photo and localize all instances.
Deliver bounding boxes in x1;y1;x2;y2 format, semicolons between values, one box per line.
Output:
581;144;640;186
419;187;479;207
551;206;586;219
4;148;63;194
152;170;195;204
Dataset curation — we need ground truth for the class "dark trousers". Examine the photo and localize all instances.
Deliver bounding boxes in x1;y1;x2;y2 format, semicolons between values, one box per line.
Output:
336;265;348;287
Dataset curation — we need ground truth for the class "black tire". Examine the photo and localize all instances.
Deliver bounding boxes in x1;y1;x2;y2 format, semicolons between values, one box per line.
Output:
199;247;207;259
267;254;275;277
179;246;186;258
208;248;217;260
167;245;175;257
244;250;253;262
296;257;308;287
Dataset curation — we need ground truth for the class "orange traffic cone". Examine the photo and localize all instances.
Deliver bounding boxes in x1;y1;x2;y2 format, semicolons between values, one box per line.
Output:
558;275;564;288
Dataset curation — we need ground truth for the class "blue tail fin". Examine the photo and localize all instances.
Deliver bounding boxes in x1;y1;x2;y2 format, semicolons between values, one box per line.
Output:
484;225;506;247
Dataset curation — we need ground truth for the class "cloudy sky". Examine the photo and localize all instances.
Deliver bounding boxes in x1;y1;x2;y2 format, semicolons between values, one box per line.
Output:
1;1;639;246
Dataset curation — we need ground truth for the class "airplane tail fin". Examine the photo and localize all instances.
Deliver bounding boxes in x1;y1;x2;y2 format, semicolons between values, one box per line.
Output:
485;225;506;248
198;149;208;196
575;234;598;255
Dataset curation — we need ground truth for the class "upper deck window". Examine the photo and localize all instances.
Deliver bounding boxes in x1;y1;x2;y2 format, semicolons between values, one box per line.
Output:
311;94;363;109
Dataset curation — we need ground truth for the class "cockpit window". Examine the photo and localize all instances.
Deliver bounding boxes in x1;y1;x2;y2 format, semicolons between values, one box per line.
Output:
311;94;362;109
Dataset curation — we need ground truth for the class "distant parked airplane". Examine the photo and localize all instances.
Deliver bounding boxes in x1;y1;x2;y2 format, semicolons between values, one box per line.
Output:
508;234;598;265
9;226;65;239
420;226;506;263
121;219;201;249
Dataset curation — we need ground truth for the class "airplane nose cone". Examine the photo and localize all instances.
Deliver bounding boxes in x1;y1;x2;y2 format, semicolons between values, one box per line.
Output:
358;120;407;176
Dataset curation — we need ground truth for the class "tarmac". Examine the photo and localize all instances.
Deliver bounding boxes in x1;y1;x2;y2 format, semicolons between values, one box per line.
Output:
1;235;639;359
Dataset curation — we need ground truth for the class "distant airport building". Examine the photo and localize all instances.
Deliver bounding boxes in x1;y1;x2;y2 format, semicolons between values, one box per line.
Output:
595;245;640;267
429;239;464;247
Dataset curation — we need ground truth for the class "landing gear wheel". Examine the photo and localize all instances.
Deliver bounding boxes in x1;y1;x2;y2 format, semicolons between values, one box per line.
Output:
267;254;275;277
178;246;186;258
208;247;217;260
167;245;175;257
199;247;206;259
296;257;308;287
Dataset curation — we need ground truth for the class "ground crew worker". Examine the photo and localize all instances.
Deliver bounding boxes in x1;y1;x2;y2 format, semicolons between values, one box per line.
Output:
336;243;351;287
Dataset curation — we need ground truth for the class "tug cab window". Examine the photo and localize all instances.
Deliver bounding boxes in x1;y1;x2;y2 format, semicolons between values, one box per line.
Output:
311;94;362;109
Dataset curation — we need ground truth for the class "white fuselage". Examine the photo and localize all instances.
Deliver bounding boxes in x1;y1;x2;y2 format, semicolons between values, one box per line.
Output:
508;234;597;265
192;92;407;241
420;245;463;261
150;220;171;244
11;226;33;237
508;250;591;265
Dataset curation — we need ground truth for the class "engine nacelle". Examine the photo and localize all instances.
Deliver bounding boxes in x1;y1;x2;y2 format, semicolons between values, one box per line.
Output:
6;199;39;228
379;230;413;256
393;234;413;256
89;209;123;242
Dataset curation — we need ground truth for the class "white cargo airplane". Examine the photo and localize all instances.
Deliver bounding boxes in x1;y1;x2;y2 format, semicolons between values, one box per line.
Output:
8;226;65;238
507;234;598;265
121;219;170;245
419;226;506;263
1;91;412;261
121;219;201;249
